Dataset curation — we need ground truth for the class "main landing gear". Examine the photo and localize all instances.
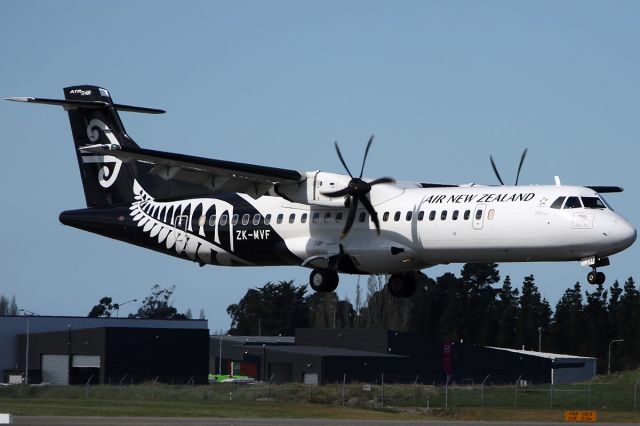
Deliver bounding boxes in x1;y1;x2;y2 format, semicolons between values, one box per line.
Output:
309;269;420;298
386;272;418;298
309;269;339;293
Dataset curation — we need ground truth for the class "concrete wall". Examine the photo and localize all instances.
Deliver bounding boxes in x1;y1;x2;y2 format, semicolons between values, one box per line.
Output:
552;358;597;384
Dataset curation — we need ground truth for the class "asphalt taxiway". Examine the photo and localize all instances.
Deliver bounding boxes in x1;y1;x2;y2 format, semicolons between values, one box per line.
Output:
10;417;630;426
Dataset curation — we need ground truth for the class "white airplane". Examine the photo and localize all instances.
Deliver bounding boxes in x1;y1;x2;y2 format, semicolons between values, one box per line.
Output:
8;86;637;297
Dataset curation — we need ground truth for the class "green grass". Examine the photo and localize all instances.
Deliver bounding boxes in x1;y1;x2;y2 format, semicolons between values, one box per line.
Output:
1;371;639;422
0;399;402;419
1;399;640;423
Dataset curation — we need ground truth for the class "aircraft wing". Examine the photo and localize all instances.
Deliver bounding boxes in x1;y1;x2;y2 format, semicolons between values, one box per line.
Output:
80;144;306;198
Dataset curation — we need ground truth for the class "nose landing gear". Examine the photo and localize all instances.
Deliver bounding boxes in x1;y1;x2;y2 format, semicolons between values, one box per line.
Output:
582;256;609;285
587;269;606;285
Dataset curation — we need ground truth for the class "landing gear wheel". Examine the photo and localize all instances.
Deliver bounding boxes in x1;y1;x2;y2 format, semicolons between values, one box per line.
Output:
387;275;405;297
309;269;339;292
587;270;606;285
387;272;418;298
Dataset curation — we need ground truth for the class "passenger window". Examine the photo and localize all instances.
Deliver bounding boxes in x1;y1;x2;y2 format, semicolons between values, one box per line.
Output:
550;197;565;209
324;212;331;223
464;210;470;220
406;211;412;221
336;212;343;223
242;214;250;225
359;212;366;222
488;209;495;220
582;197;606;209
219;214;228;226
394;211;401;221
475;209;483;220
252;214;261;225
301;213;308;224
312;213;320;223
277;214;284;224
441;210;447;220
198;215;206;227
231;214;239;225
564;197;582;209
429;211;436;221
209;215;217;226
383;212;389;222
264;214;271;225
452;210;459;221
418;211;425;221
289;213;296;224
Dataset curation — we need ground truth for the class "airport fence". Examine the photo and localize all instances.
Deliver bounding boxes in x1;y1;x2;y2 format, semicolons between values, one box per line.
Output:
1;375;640;411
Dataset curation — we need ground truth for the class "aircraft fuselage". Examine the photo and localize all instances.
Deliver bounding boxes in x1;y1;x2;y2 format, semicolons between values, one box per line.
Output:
60;181;636;275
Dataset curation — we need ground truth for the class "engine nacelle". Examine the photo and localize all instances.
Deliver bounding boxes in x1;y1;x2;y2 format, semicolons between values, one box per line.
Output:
275;171;352;207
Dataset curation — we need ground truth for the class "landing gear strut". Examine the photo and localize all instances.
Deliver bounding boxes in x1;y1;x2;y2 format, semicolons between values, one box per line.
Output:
386;272;418;298
587;269;606;285
309;269;339;293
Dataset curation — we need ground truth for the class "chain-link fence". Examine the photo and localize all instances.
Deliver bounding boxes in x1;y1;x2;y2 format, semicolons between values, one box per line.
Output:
2;376;639;412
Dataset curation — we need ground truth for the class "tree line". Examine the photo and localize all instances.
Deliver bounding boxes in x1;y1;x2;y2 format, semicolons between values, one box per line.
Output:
0;294;18;315
87;285;205;320
226;264;640;374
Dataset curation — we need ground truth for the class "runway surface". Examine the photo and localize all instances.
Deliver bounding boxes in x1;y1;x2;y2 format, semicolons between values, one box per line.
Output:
10;417;628;426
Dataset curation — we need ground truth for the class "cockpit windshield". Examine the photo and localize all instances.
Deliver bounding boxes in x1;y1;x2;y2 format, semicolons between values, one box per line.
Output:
581;197;607;209
550;195;611;210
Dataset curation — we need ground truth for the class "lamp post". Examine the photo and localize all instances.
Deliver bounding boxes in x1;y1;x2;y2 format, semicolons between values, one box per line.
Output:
18;309;39;385
114;299;137;318
538;327;543;352
608;339;624;375
218;335;224;375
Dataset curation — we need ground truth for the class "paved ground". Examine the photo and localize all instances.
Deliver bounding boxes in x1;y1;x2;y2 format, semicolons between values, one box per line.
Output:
9;417;628;426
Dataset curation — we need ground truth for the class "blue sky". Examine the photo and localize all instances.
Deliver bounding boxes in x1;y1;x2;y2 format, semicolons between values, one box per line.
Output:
1;1;638;332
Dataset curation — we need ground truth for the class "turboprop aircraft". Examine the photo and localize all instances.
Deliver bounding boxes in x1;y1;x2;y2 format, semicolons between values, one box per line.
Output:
8;86;636;297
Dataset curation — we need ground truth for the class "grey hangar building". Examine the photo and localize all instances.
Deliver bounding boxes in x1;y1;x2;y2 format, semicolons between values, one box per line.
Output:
1;316;595;386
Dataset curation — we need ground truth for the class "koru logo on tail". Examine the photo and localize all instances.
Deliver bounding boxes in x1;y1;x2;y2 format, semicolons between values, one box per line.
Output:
81;119;123;188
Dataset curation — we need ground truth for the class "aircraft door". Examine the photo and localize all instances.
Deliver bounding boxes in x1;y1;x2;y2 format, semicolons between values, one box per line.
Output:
472;204;486;230
174;214;189;251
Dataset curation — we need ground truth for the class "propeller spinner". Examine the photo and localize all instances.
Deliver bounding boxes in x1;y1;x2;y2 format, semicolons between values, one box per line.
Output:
322;135;395;238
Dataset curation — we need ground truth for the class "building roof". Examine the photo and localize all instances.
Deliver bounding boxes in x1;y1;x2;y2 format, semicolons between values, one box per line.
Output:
213;335;295;345
486;346;596;360
260;345;407;358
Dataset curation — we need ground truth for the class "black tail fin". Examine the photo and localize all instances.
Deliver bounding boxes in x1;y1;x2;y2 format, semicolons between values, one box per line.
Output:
64;85;140;208
8;85;164;208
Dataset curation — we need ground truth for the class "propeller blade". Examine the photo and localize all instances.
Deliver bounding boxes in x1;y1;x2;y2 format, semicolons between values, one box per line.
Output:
515;148;528;186
490;155;505;186
358;135;374;178
321;187;352;198
369;176;395;186
334;142;353;178
358;194;380;235
341;196;359;239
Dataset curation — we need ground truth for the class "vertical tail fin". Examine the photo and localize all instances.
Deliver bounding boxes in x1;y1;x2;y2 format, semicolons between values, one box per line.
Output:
8;85;164;208
64;85;139;208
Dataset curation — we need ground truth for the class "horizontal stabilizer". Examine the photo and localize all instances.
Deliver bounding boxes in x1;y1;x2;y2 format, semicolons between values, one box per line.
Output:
586;186;623;193
112;103;165;114
6;97;165;114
